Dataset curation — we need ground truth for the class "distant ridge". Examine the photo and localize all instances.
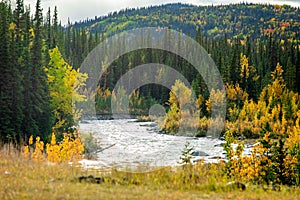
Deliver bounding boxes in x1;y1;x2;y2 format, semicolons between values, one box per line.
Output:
71;3;300;39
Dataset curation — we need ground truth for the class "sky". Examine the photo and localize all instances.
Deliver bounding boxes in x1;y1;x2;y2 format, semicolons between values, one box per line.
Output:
20;0;300;25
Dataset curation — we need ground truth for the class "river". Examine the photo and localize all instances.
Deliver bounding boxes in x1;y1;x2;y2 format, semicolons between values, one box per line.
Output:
78;119;252;171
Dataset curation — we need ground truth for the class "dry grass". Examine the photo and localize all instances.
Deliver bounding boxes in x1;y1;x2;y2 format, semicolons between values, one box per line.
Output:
0;146;299;200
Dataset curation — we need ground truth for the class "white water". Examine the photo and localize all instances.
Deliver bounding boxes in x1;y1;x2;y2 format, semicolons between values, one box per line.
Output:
79;119;247;170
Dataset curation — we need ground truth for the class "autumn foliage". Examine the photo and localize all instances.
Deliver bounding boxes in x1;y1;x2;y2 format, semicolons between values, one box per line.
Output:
23;132;84;163
162;55;300;186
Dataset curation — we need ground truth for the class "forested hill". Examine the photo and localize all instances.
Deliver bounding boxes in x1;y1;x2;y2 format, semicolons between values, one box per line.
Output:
72;3;300;39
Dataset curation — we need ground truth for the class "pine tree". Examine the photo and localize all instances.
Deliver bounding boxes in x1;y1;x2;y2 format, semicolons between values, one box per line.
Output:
46;7;52;49
296;43;300;93
21;7;36;142
285;57;296;91
0;1;23;143
230;38;241;83
14;0;24;54
52;6;58;47
30;0;51;140
0;1;12;142
9;8;23;143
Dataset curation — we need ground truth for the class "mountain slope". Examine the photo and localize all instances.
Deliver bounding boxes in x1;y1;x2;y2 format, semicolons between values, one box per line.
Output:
72;3;300;39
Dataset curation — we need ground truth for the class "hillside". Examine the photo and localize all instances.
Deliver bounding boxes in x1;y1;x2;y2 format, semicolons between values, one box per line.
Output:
72;3;300;39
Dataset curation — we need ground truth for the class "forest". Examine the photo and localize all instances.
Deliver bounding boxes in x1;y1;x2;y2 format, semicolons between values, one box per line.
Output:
0;0;87;143
0;0;300;193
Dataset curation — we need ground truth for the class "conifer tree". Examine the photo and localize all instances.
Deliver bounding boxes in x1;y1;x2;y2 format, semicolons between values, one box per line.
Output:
30;0;51;140
21;7;35;142
0;1;12;142
52;6;58;47
9;9;23;142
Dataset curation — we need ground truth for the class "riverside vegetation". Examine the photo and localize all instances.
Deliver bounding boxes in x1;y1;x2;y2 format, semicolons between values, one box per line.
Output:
1;140;300;199
1;0;300;199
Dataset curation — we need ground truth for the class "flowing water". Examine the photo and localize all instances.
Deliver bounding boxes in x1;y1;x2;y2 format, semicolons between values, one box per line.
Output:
79;119;252;171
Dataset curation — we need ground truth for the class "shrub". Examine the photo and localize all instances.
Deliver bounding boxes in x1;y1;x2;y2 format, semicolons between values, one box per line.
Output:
23;132;84;163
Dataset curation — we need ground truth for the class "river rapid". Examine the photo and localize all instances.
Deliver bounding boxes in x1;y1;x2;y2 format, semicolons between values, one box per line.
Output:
78;119;252;171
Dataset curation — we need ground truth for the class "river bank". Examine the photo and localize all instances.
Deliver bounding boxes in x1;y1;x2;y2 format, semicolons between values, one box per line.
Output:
1;149;299;200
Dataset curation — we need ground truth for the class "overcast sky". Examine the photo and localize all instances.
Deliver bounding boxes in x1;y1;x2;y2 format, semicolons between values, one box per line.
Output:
20;0;300;25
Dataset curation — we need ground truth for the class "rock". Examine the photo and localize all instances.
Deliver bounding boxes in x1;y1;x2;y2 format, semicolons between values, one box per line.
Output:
4;171;11;175
79;120;90;124
214;141;226;147
48;178;55;182
238;136;247;140
272;184;281;191
192;158;204;163
139;122;157;127
209;156;222;160
219;136;225;141
226;181;246;190
158;130;166;134
78;175;105;184
94;177;105;184
191;150;209;157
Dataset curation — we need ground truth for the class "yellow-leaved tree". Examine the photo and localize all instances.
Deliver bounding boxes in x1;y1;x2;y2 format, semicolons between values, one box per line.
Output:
163;80;199;134
239;54;259;98
45;47;88;134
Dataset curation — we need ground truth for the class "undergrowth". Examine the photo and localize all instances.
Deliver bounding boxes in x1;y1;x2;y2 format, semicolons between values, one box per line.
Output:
1;147;300;200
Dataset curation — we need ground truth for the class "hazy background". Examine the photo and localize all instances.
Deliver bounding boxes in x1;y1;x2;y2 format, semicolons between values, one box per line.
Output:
19;0;300;25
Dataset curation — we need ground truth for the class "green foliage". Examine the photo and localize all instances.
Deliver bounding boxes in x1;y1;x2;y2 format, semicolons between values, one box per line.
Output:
0;1;23;143
223;130;235;176
64;4;300;115
0;0;53;143
74;3;300;40
178;142;194;165
46;47;88;133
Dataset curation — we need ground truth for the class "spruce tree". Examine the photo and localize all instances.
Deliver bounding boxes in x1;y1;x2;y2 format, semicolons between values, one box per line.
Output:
0;1;12;142
30;0;51;140
21;8;36;142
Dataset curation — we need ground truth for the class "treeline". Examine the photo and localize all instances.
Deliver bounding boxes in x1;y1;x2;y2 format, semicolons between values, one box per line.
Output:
60;3;300;107
63;27;300;115
45;3;300;100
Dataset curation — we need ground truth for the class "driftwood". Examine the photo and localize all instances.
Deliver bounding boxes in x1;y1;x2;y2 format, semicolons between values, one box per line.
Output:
85;143;116;159
95;143;116;153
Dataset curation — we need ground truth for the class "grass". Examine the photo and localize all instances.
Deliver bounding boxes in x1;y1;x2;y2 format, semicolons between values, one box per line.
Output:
0;146;300;200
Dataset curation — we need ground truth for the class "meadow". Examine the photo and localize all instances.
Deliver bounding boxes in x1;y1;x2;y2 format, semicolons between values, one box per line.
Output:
1;144;299;200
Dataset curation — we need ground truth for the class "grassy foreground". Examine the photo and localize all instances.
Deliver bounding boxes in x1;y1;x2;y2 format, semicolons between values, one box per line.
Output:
0;148;299;200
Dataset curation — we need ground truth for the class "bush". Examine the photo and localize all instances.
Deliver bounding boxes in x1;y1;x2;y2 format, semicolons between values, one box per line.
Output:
23;132;84;163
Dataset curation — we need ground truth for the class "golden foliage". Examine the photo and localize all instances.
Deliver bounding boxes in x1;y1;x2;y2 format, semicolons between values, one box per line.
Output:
226;83;249;102
225;130;299;184
240;54;250;79
227;62;300;138
32;137;44;162
239;54;259;82
206;88;226;114
164;80;199;133
23;132;84;163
